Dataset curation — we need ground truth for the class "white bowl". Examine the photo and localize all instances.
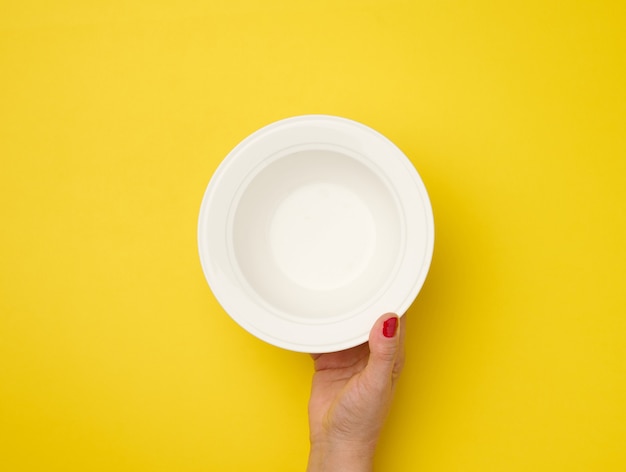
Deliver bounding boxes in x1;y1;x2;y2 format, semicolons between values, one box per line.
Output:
198;115;434;352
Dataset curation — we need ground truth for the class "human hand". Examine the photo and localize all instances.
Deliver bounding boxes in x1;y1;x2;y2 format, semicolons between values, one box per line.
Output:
306;313;406;472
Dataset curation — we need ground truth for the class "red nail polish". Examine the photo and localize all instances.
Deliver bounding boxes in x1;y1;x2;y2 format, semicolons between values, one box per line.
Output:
383;317;398;338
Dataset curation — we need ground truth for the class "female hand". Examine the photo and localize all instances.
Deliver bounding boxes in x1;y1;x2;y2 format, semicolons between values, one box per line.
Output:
306;313;406;472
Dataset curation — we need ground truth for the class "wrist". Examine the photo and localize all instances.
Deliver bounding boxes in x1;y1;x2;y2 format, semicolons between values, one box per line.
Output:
307;439;376;472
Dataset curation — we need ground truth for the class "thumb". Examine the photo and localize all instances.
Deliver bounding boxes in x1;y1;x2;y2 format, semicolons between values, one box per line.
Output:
364;313;402;389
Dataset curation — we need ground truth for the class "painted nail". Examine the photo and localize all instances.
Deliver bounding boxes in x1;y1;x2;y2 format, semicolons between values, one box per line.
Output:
383;317;398;338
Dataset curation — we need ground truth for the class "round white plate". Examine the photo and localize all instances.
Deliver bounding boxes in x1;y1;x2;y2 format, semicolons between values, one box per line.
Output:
198;115;434;352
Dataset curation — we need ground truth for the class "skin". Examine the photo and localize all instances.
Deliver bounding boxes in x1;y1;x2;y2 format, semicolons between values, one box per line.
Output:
307;314;406;472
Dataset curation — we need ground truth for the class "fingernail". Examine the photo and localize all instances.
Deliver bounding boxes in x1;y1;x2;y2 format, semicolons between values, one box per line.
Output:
383;317;398;338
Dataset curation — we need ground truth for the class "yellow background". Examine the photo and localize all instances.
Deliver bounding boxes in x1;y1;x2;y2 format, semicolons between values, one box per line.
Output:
1;1;625;470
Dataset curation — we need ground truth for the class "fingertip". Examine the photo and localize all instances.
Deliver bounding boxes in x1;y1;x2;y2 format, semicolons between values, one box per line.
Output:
369;313;400;342
368;313;400;357
382;316;399;338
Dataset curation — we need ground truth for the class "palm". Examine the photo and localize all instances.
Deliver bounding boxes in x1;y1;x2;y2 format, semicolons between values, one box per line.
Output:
308;343;383;444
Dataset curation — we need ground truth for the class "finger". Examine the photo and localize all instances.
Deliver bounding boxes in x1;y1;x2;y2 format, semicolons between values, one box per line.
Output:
364;313;401;389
